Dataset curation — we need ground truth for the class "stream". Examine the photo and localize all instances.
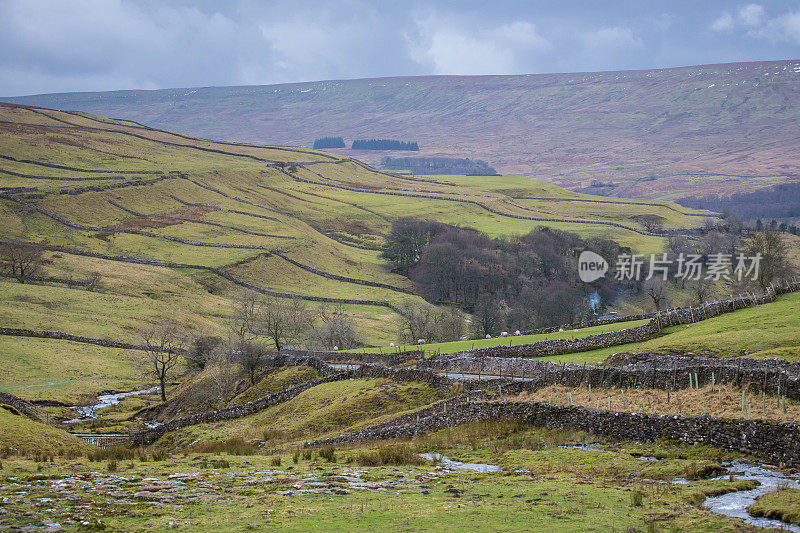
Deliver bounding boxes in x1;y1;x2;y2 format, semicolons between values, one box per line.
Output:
566;446;800;531
337;363;800;529
418;452;501;473
64;386;159;424
705;461;800;532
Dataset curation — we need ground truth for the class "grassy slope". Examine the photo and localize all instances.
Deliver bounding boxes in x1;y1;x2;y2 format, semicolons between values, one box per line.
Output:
166;378;443;446
0;409;89;456
0;103;716;400
6;60;800;199
544;291;800;365
347;319;649;355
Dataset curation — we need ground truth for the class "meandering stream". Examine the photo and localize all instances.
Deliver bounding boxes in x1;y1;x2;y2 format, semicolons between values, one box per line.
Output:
64;386;159;423
705;461;800;532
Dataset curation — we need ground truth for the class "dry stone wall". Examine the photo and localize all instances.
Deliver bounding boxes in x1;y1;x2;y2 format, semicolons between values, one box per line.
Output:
421;353;800;400
308;399;800;467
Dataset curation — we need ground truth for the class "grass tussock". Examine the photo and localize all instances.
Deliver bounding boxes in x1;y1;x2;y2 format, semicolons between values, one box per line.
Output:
319;445;336;463
748;487;800;525
356;443;426;467
195;437;255;456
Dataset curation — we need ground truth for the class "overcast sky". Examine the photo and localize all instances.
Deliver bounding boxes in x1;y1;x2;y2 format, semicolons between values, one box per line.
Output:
1;0;799;96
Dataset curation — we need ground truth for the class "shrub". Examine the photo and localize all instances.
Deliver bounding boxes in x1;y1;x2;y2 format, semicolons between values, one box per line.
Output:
210;459;230;469
631;491;644;507
357;444;425;467
293;450;300;464
319;446;336;463
151;449;168;462
271;455;282;467
196;437;255;456
107;460;117;472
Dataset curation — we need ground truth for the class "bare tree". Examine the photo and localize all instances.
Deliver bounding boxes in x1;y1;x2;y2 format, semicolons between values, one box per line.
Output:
257;295;313;351
233;341;268;385
209;349;239;407
689;278;714;305
86;271;102;292
230;290;260;347
643;278;668;312
632;214;666;233
0;241;44;283
139;323;186;402
311;315;363;350
745;229;791;290
398;300;468;343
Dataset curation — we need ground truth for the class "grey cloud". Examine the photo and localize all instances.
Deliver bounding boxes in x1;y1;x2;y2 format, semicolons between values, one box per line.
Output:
1;0;799;96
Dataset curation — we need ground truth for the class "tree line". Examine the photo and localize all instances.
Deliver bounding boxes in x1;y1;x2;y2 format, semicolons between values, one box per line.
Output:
352;139;419;151
382;218;623;336
312;137;346;149
136;294;364;403
381;156;497;175
678;181;800;227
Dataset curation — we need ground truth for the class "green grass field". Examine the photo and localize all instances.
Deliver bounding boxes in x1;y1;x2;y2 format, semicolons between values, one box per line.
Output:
346;319;650;355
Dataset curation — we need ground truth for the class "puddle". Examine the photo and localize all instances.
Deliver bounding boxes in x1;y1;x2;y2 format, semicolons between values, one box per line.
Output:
704;461;800;532
65;387;159;423
419;452;501;473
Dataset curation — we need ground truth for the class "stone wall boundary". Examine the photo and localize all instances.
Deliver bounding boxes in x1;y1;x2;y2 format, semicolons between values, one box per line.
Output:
307;399;800;467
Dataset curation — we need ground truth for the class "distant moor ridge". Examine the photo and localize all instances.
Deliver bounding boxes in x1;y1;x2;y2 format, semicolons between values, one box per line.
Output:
5;60;800;200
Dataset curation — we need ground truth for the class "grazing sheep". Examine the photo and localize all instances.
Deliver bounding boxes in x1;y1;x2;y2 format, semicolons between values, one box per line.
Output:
514;330;521;336
333;346;338;351
417;339;426;344
501;331;509;337
558;328;564;333
389;342;395;347
485;334;492;339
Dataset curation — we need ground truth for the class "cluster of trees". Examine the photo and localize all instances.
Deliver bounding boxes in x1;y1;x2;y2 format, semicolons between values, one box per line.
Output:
382;218;623;336
138;294;364;403
1;241;100;290
0;241;44;283
395;301;467;344
637;222;793;312
678;182;800;225
381;156;497;175
351;139;419;151
312;137;345;149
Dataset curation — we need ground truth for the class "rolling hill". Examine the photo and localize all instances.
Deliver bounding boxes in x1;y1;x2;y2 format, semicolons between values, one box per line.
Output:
4;60;800;200
0;102;714;398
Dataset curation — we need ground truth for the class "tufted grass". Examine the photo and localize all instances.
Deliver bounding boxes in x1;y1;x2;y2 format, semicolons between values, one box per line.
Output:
748;487;800;525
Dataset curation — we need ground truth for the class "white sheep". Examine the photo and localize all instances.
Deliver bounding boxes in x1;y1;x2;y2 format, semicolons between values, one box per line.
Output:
501;331;508;337
485;334;492;339
332;346;338;351
558;328;564;333
514;330;521;336
389;342;395;347
417;339;426;344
